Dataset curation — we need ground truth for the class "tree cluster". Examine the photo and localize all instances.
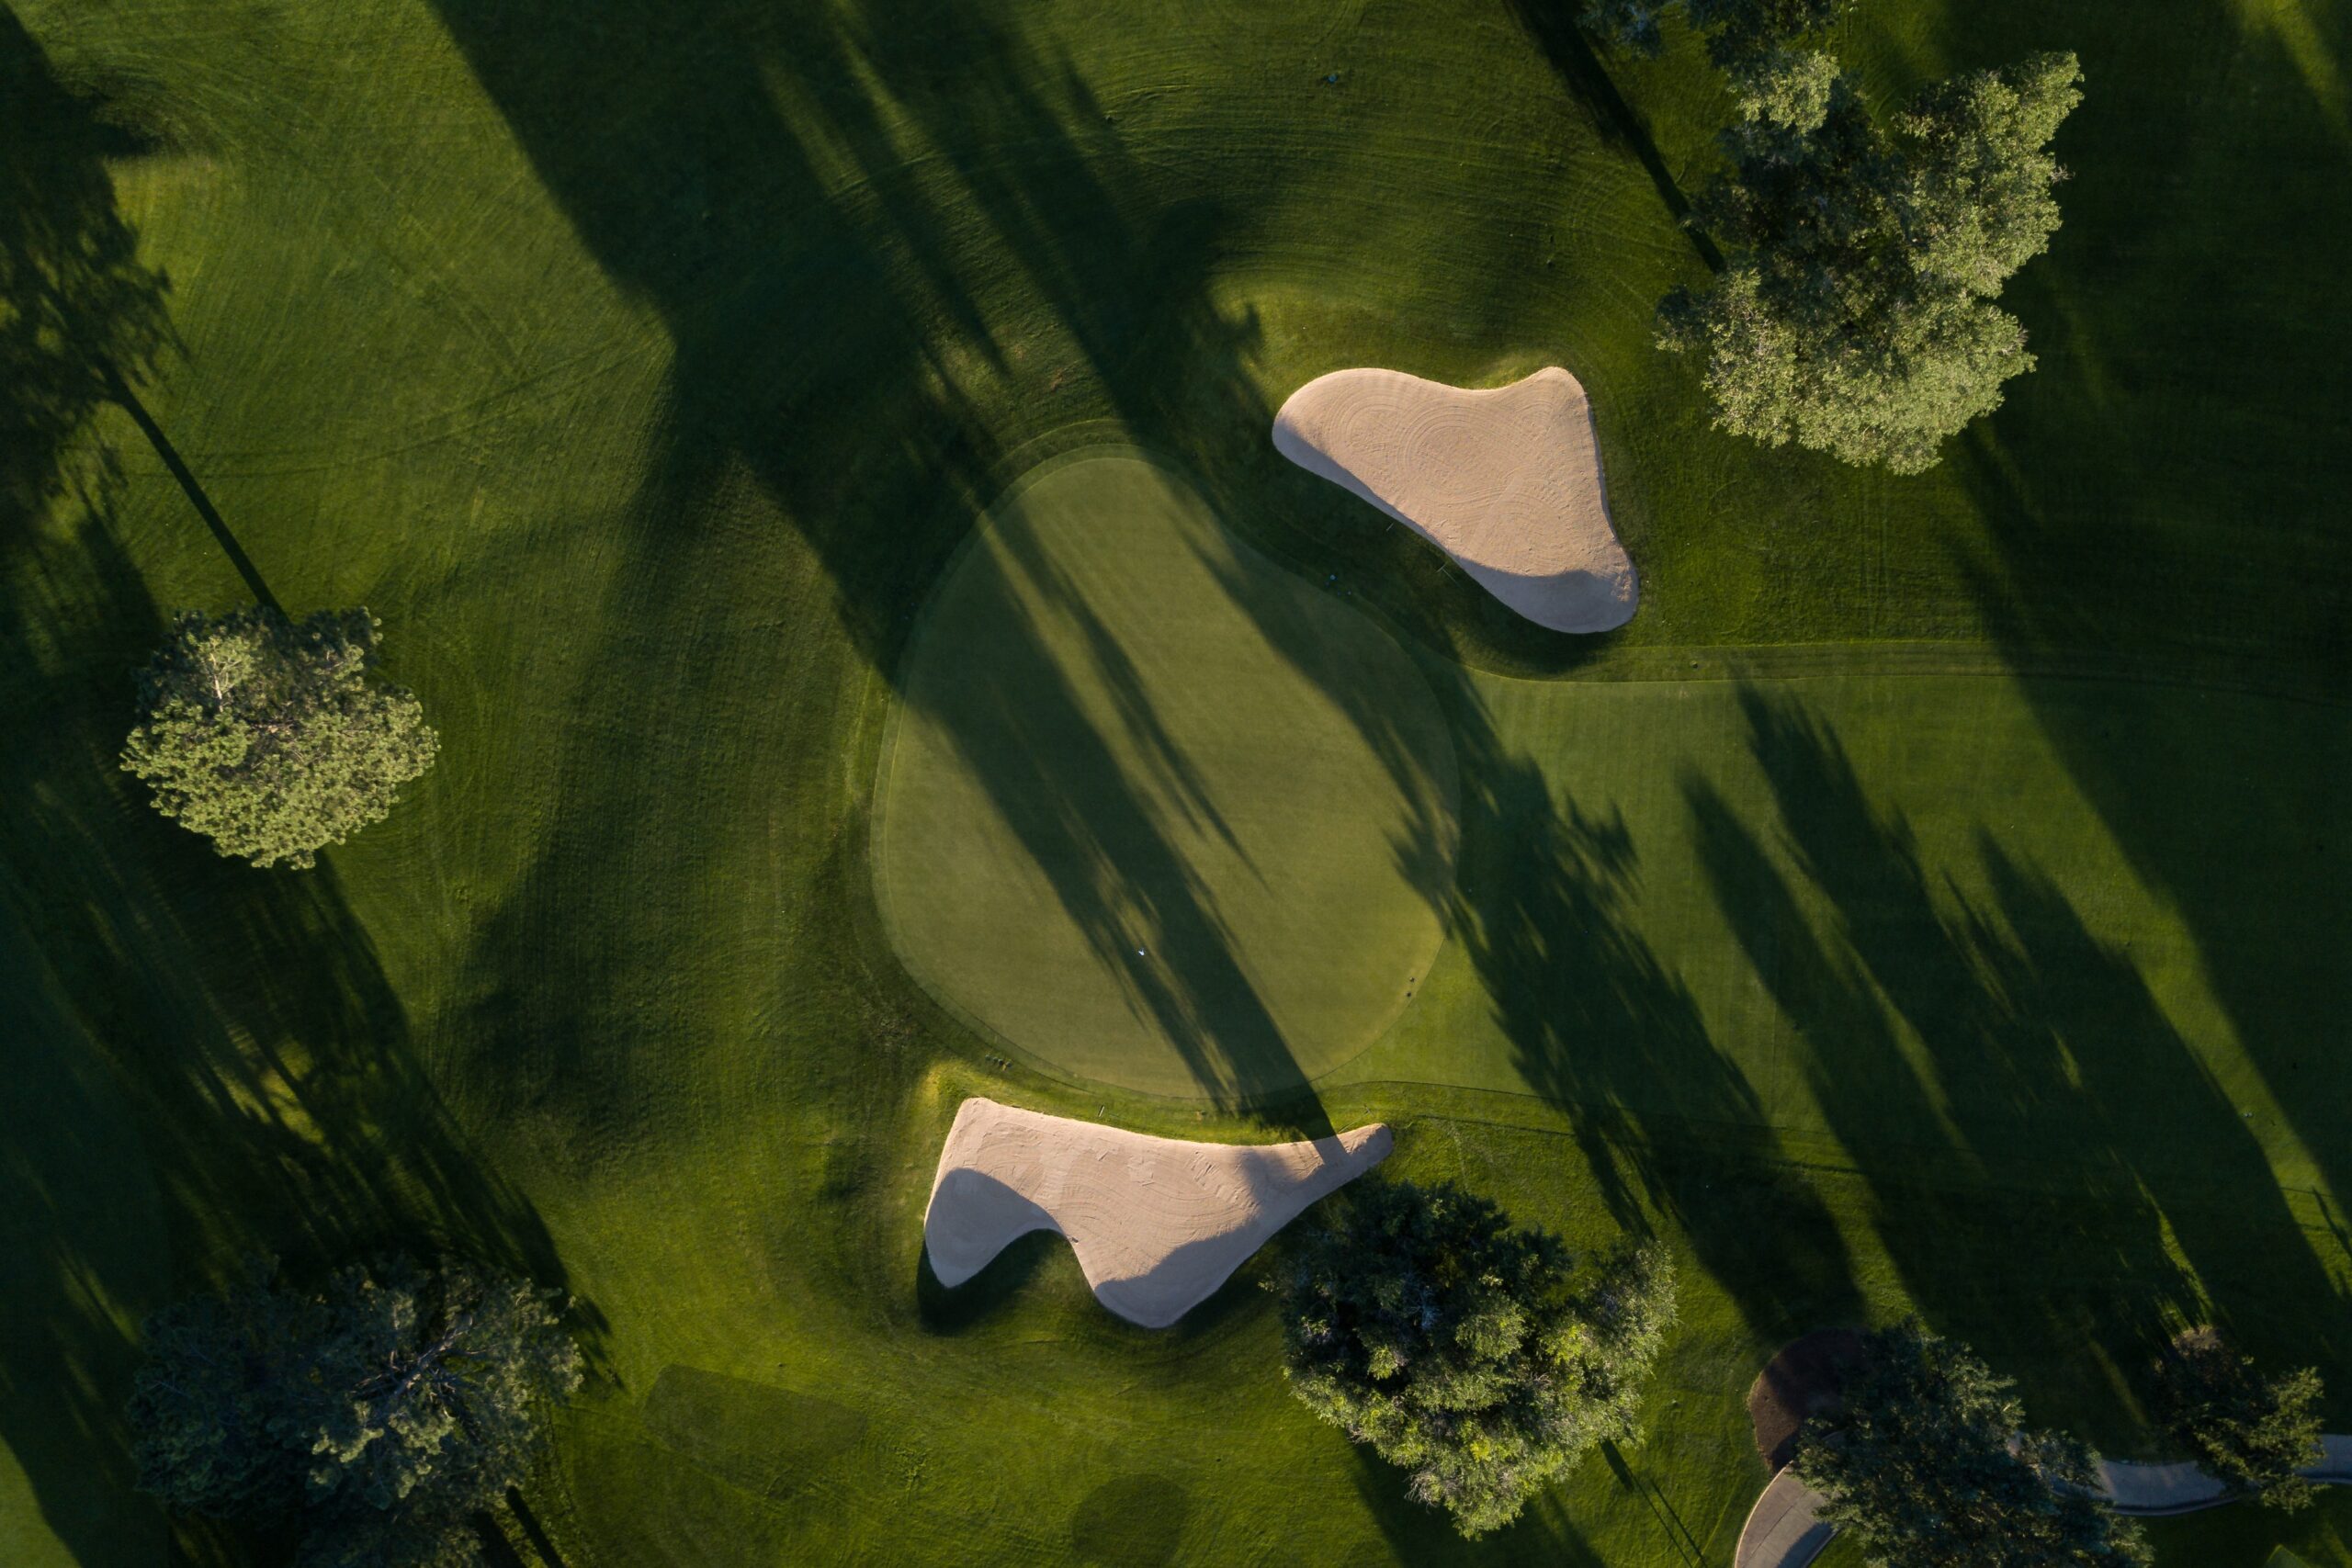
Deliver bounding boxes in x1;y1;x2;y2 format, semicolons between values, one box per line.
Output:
1792;1322;2149;1568
129;1256;582;1568
121;605;439;869
1584;0;2082;472
2156;1328;2325;1512
1272;1179;1677;1536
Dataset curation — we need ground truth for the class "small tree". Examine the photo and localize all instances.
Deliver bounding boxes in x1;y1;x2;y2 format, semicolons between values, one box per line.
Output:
2157;1329;2324;1512
1793;1322;2149;1567
121;605;438;868
1658;51;2083;473
1272;1179;1677;1537
129;1256;583;1565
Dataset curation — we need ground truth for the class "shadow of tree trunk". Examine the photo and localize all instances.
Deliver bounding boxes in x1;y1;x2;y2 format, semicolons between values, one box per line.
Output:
507;1485;568;1568
1501;1;1725;273
100;361;281;612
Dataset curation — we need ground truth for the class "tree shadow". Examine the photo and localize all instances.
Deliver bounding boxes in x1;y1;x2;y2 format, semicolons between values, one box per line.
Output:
0;4;170;543
0;495;587;1566
504;1486;569;1568
424;0;1383;1135
1957;427;2352;1323
1688;684;2345;1435
1432;666;1863;1344
1498;0;1724;273
1939;0;2352;1314
101;364;280;612
2;5;288;617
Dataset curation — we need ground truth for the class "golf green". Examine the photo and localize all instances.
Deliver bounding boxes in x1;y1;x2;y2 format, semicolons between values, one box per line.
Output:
875;450;1458;1100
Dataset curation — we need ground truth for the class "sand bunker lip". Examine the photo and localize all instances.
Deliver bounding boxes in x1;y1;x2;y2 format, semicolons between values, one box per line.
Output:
1272;366;1638;634
922;1097;1391;1328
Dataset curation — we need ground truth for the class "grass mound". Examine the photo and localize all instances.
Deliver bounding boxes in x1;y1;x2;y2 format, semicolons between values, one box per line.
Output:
876;450;1457;1100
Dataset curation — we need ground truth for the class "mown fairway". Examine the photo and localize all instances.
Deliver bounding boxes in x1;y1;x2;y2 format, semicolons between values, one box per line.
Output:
4;0;2349;1564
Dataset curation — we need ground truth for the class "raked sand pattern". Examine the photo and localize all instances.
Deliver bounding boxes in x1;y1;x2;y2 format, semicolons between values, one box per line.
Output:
1272;366;1638;634
922;1098;1391;1327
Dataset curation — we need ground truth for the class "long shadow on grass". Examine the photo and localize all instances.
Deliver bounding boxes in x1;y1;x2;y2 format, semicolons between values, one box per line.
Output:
0;6;169;544
1687;685;2344;1438
1939;0;2352;1386
1;16;580;1563
424;0;1450;1140
2;8;288;609
0;500;583;1567
1427;665;1864;1344
1499;0;1724;274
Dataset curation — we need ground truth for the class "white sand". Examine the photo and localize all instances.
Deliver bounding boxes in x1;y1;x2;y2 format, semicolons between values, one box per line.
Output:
1272;366;1638;634
922;1097;1391;1328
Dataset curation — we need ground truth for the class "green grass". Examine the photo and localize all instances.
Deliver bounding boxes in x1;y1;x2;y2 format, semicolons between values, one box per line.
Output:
876;447;1456;1100
1818;1494;2352;1567
2;0;2348;1563
2144;1493;2352;1568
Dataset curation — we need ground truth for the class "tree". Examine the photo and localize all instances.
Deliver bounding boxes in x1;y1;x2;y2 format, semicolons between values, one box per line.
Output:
1792;1322;2150;1567
1580;0;1838;95
1657;51;2082;473
2156;1328;2324;1512
1272;1179;1677;1536
129;1256;583;1566
121;605;439;868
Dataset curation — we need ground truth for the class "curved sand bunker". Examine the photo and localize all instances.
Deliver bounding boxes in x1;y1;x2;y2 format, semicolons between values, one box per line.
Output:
1272;367;1637;633
922;1098;1391;1327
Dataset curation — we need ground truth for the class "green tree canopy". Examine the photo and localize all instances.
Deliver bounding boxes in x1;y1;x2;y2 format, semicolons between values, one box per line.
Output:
1272;1179;1677;1537
128;1256;583;1567
121;605;439;868
1658;51;2082;472
1793;1322;2150;1567
2157;1329;2325;1512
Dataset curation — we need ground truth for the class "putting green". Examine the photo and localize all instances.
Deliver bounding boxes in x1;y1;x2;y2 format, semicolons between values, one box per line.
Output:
875;450;1458;1100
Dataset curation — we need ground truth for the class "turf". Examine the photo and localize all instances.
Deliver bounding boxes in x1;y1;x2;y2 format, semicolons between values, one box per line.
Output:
1;0;2348;1564
1816;1495;2352;1566
876;447;1456;1100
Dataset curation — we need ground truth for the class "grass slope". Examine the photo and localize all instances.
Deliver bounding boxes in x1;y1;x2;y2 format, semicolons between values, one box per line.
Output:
1;0;2346;1563
876;447;1456;1101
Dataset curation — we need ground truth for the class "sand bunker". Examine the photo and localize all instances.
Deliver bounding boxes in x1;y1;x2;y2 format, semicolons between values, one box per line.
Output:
1272;366;1638;633
922;1098;1391;1328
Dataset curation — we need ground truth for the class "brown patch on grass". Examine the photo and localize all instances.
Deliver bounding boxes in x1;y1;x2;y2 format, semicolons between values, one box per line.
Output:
1749;1329;1868;1472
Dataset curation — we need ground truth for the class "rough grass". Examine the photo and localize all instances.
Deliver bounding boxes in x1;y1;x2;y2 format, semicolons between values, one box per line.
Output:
1;0;2347;1563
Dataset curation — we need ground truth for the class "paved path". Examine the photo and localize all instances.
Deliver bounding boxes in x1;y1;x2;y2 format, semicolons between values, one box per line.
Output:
1736;1435;2352;1567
